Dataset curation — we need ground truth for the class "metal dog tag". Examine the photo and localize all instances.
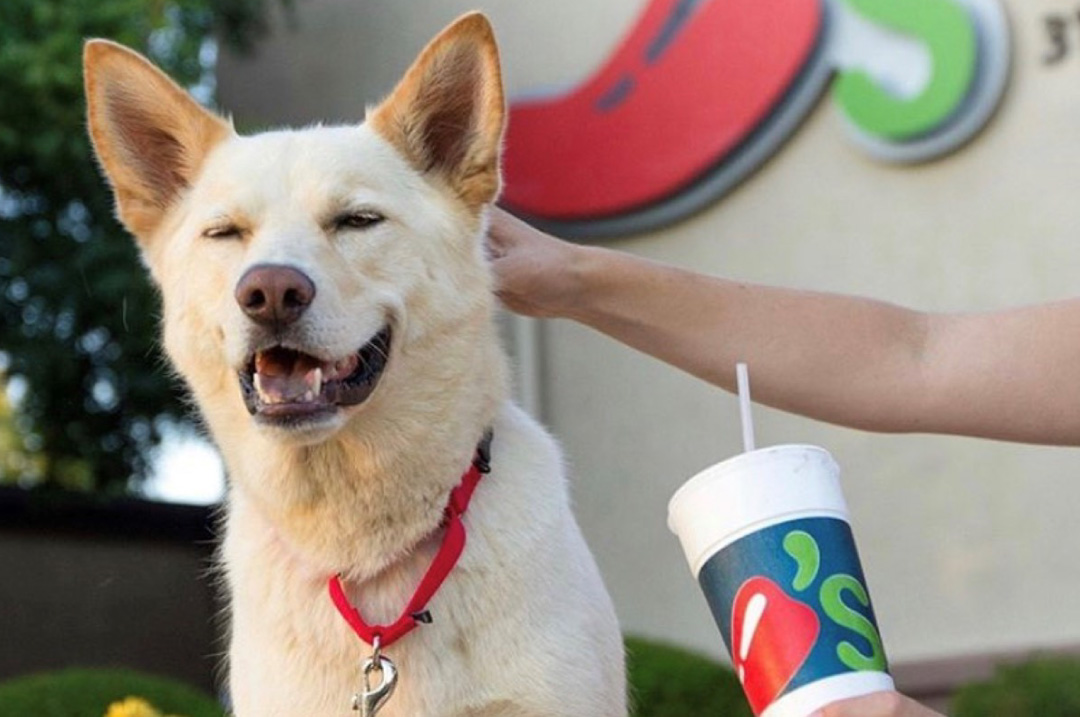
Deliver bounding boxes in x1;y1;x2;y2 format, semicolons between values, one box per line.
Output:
352;654;398;716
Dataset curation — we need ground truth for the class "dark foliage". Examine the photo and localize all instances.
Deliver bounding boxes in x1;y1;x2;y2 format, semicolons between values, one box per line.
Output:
626;636;752;716
0;0;282;493
0;668;225;717
952;656;1080;717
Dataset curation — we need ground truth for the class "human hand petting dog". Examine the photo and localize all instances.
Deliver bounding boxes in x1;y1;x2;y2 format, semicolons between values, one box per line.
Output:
487;206;590;319
812;691;943;717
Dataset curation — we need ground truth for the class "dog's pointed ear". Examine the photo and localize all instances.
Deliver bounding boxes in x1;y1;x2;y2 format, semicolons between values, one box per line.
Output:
84;39;232;241
367;13;505;210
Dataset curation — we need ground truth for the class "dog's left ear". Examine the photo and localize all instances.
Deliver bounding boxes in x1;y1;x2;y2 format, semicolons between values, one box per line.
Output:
368;13;505;210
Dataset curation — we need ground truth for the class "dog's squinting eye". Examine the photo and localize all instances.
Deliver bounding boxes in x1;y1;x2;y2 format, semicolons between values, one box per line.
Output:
335;211;385;231
203;225;243;240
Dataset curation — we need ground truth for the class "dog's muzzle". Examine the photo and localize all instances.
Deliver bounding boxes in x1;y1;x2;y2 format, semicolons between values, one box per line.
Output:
238;325;392;424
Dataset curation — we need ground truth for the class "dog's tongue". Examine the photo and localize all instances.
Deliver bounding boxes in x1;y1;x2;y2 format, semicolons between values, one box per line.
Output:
254;348;324;404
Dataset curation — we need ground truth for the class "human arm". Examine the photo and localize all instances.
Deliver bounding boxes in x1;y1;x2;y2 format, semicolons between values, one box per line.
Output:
488;207;1080;445
811;691;943;717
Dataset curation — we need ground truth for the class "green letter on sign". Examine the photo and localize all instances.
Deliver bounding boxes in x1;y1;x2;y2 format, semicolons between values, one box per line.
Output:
834;0;976;141
820;574;888;672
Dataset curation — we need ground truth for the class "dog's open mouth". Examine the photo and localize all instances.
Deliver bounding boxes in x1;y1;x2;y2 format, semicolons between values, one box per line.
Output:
239;326;392;422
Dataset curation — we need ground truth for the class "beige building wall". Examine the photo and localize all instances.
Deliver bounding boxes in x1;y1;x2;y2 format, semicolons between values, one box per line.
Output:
219;0;1080;666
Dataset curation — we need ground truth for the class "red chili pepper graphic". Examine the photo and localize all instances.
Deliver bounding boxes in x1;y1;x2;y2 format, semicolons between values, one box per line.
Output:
731;576;820;714
502;0;824;220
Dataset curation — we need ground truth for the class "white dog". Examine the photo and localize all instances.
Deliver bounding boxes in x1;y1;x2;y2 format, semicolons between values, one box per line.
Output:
84;13;626;717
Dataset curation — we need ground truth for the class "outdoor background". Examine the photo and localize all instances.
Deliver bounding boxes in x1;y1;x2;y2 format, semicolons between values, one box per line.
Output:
4;0;1080;711
217;0;1080;665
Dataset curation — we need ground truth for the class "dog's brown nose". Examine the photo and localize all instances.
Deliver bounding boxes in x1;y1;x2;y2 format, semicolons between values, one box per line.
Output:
235;264;316;328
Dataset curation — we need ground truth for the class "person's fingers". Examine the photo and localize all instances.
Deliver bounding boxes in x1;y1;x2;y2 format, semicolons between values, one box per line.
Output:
485;234;506;260
485;207;515;256
485;206;579;318
811;691;941;717
489;206;550;249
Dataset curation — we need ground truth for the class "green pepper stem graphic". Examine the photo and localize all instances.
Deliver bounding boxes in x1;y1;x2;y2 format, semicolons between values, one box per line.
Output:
783;530;821;593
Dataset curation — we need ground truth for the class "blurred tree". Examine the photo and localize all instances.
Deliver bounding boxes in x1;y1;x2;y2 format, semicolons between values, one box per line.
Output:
1;370;46;484
0;0;285;494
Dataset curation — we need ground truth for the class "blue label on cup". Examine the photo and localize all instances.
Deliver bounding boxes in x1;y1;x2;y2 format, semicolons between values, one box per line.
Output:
698;517;888;715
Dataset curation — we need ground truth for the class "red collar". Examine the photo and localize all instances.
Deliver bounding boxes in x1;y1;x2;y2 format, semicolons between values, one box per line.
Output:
328;431;492;650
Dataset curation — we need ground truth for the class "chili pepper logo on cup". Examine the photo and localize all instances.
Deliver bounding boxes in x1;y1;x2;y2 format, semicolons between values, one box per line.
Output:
670;448;893;717
719;518;889;715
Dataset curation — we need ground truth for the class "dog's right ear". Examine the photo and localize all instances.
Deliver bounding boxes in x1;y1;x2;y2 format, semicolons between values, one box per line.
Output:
84;40;232;242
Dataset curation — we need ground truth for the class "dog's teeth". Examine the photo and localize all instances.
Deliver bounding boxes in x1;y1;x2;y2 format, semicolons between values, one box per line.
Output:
303;391;314;402
254;373;267;400
312;368;323;396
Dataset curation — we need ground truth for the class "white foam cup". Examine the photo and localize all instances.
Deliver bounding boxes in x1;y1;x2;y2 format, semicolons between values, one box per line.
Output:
668;445;894;717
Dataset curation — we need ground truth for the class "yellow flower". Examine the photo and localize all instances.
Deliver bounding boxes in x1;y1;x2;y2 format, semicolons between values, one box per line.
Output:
104;697;161;717
103;696;185;717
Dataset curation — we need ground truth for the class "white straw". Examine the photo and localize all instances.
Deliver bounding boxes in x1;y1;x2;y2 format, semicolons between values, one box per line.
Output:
736;362;756;453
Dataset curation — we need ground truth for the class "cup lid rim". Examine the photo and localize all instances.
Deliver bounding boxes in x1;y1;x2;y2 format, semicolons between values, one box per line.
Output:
669;444;835;514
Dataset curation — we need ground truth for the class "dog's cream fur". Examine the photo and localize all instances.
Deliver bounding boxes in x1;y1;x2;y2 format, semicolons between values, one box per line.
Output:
84;14;626;717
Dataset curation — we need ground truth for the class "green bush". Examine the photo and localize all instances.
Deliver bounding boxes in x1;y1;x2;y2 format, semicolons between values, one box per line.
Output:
952;657;1080;717
1;644;750;717
626;636;752;717
0;668;224;717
